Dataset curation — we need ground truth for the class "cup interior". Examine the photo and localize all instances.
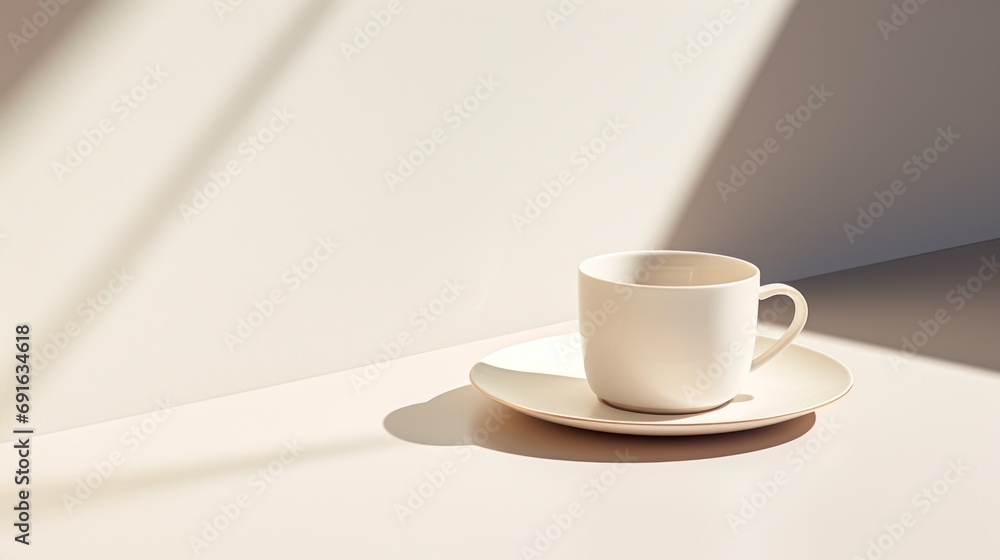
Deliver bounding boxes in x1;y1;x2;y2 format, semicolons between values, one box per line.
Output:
579;251;758;287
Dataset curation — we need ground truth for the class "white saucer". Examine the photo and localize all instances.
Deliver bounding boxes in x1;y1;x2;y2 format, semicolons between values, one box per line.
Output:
469;334;852;436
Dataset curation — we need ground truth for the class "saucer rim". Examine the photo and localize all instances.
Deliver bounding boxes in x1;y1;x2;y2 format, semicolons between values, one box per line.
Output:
468;334;854;428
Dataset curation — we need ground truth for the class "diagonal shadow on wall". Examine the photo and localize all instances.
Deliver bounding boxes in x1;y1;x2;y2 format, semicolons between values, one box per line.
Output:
662;0;1000;371
0;0;102;106
663;0;1000;284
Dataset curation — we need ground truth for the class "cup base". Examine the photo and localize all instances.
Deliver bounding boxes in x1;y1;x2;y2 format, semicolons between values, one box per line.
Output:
598;397;733;415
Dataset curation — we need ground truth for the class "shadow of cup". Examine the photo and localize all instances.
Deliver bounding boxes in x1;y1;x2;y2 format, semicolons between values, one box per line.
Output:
384;385;815;463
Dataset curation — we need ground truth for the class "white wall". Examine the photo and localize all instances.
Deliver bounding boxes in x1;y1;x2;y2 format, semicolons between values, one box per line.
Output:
2;0;806;435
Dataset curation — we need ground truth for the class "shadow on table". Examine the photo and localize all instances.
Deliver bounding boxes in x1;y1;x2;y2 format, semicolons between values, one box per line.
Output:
384;386;815;463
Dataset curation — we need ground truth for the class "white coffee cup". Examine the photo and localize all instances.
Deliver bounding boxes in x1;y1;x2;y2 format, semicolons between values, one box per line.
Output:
578;250;807;414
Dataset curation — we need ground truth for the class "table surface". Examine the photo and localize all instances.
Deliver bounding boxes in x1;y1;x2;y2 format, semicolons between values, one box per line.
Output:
4;319;999;559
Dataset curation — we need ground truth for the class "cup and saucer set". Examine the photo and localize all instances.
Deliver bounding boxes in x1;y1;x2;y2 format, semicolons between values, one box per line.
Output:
470;251;852;436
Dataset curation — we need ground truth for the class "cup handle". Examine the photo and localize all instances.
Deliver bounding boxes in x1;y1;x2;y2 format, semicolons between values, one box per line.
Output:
750;284;808;371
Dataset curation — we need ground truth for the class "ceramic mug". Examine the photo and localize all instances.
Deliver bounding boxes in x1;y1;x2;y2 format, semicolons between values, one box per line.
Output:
578;250;807;414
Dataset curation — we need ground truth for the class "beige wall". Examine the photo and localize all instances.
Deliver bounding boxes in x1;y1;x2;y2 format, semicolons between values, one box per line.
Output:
8;0;996;435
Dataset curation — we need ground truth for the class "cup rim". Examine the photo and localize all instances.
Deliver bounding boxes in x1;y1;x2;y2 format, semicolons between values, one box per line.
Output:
578;250;761;289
